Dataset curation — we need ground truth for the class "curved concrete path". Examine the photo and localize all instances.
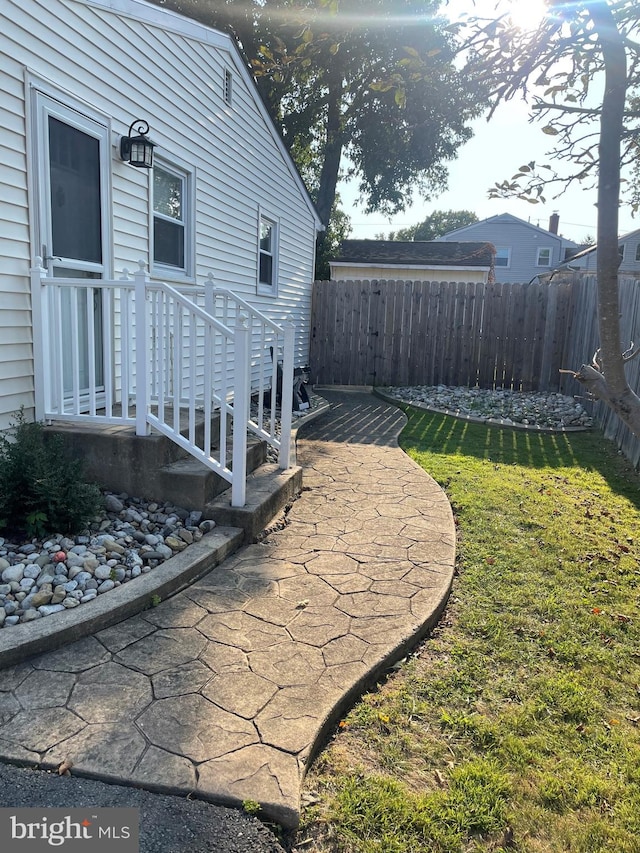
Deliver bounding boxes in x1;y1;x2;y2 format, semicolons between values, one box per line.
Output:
0;391;455;828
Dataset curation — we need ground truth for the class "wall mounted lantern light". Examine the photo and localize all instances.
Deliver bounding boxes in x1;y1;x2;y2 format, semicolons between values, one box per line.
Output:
120;119;155;168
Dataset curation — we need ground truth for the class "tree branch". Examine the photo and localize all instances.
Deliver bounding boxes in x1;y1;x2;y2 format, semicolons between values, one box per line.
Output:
532;101;640;116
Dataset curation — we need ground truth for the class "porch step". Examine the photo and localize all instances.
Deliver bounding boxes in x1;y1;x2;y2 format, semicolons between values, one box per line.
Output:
204;462;303;543
157;436;267;511
45;418;267;511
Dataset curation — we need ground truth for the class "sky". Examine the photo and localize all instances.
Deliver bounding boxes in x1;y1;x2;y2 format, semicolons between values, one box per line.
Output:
340;0;639;246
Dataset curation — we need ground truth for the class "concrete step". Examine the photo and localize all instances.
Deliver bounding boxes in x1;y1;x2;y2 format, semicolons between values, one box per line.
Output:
45;418;267;509
157;435;267;510
204;462;303;543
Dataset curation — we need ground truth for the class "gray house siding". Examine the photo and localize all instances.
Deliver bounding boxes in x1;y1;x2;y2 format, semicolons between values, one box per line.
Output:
566;229;640;276
437;213;578;284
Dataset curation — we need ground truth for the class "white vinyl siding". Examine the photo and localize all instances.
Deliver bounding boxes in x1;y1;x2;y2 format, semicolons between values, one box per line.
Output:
0;0;320;425
0;56;32;429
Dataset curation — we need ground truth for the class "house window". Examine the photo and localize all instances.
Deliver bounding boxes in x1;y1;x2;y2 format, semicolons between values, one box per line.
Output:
224;69;233;106
635;243;640;262
619;244;625;260
536;247;552;267
152;161;192;275
258;214;278;291
495;248;511;267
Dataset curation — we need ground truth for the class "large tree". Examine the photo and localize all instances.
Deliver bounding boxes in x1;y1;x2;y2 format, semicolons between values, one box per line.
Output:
464;0;640;436
149;1;486;242
384;208;479;240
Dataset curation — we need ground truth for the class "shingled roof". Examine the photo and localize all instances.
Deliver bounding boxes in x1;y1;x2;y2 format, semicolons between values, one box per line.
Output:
333;239;495;268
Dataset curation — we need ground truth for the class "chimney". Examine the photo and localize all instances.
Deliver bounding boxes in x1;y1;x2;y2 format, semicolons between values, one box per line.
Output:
549;212;559;234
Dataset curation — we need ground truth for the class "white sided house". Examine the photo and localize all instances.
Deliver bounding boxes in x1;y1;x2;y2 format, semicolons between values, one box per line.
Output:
1;0;322;508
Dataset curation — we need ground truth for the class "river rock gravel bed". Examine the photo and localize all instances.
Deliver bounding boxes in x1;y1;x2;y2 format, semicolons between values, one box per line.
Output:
0;493;215;629
386;384;592;429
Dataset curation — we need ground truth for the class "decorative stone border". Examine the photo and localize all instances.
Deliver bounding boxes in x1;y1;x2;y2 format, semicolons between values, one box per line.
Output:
373;388;591;433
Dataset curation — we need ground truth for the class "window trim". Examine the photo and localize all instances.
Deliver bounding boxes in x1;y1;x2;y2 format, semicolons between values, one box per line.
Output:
494;247;511;268
536;246;553;267
257;210;279;295
150;157;195;281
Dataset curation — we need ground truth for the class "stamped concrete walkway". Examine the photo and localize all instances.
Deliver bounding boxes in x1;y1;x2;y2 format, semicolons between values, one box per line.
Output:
0;390;455;828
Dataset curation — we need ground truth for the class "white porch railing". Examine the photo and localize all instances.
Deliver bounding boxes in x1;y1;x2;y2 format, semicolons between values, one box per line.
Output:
30;260;295;508
199;273;294;470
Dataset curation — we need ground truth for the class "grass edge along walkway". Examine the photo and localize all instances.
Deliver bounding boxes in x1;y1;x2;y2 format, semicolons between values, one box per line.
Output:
296;407;640;853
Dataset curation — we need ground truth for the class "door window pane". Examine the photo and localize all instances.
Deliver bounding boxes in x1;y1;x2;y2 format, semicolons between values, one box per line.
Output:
49;117;102;263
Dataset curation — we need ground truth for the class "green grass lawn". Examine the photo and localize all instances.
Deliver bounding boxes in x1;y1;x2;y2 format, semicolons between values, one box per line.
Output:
297;408;640;853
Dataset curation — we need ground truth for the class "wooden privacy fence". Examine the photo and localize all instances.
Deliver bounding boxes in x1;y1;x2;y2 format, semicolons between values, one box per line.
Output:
310;275;640;465
310;278;581;392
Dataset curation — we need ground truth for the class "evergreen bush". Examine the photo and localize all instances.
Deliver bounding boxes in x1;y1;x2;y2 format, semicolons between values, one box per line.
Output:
0;409;103;538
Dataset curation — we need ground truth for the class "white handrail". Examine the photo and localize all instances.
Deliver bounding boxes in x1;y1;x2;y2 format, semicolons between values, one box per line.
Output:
198;272;294;470
30;261;298;507
202;273;283;333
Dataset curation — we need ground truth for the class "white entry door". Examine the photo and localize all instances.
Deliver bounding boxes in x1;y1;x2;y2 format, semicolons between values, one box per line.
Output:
32;92;111;396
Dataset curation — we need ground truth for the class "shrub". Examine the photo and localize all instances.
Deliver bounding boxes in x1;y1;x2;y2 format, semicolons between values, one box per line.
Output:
0;409;103;538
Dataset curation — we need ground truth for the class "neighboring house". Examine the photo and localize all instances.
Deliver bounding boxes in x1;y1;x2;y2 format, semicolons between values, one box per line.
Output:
330;239;495;283
0;0;322;506
549;228;640;277
436;212;580;283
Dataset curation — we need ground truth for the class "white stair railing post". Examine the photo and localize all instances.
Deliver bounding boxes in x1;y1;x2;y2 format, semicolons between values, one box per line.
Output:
204;271;215;317
231;312;250;507
278;319;295;469
134;261;151;436
30;258;49;422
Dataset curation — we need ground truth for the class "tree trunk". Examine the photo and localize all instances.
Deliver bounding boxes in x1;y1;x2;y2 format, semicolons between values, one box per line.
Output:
315;66;345;230
574;2;640;435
